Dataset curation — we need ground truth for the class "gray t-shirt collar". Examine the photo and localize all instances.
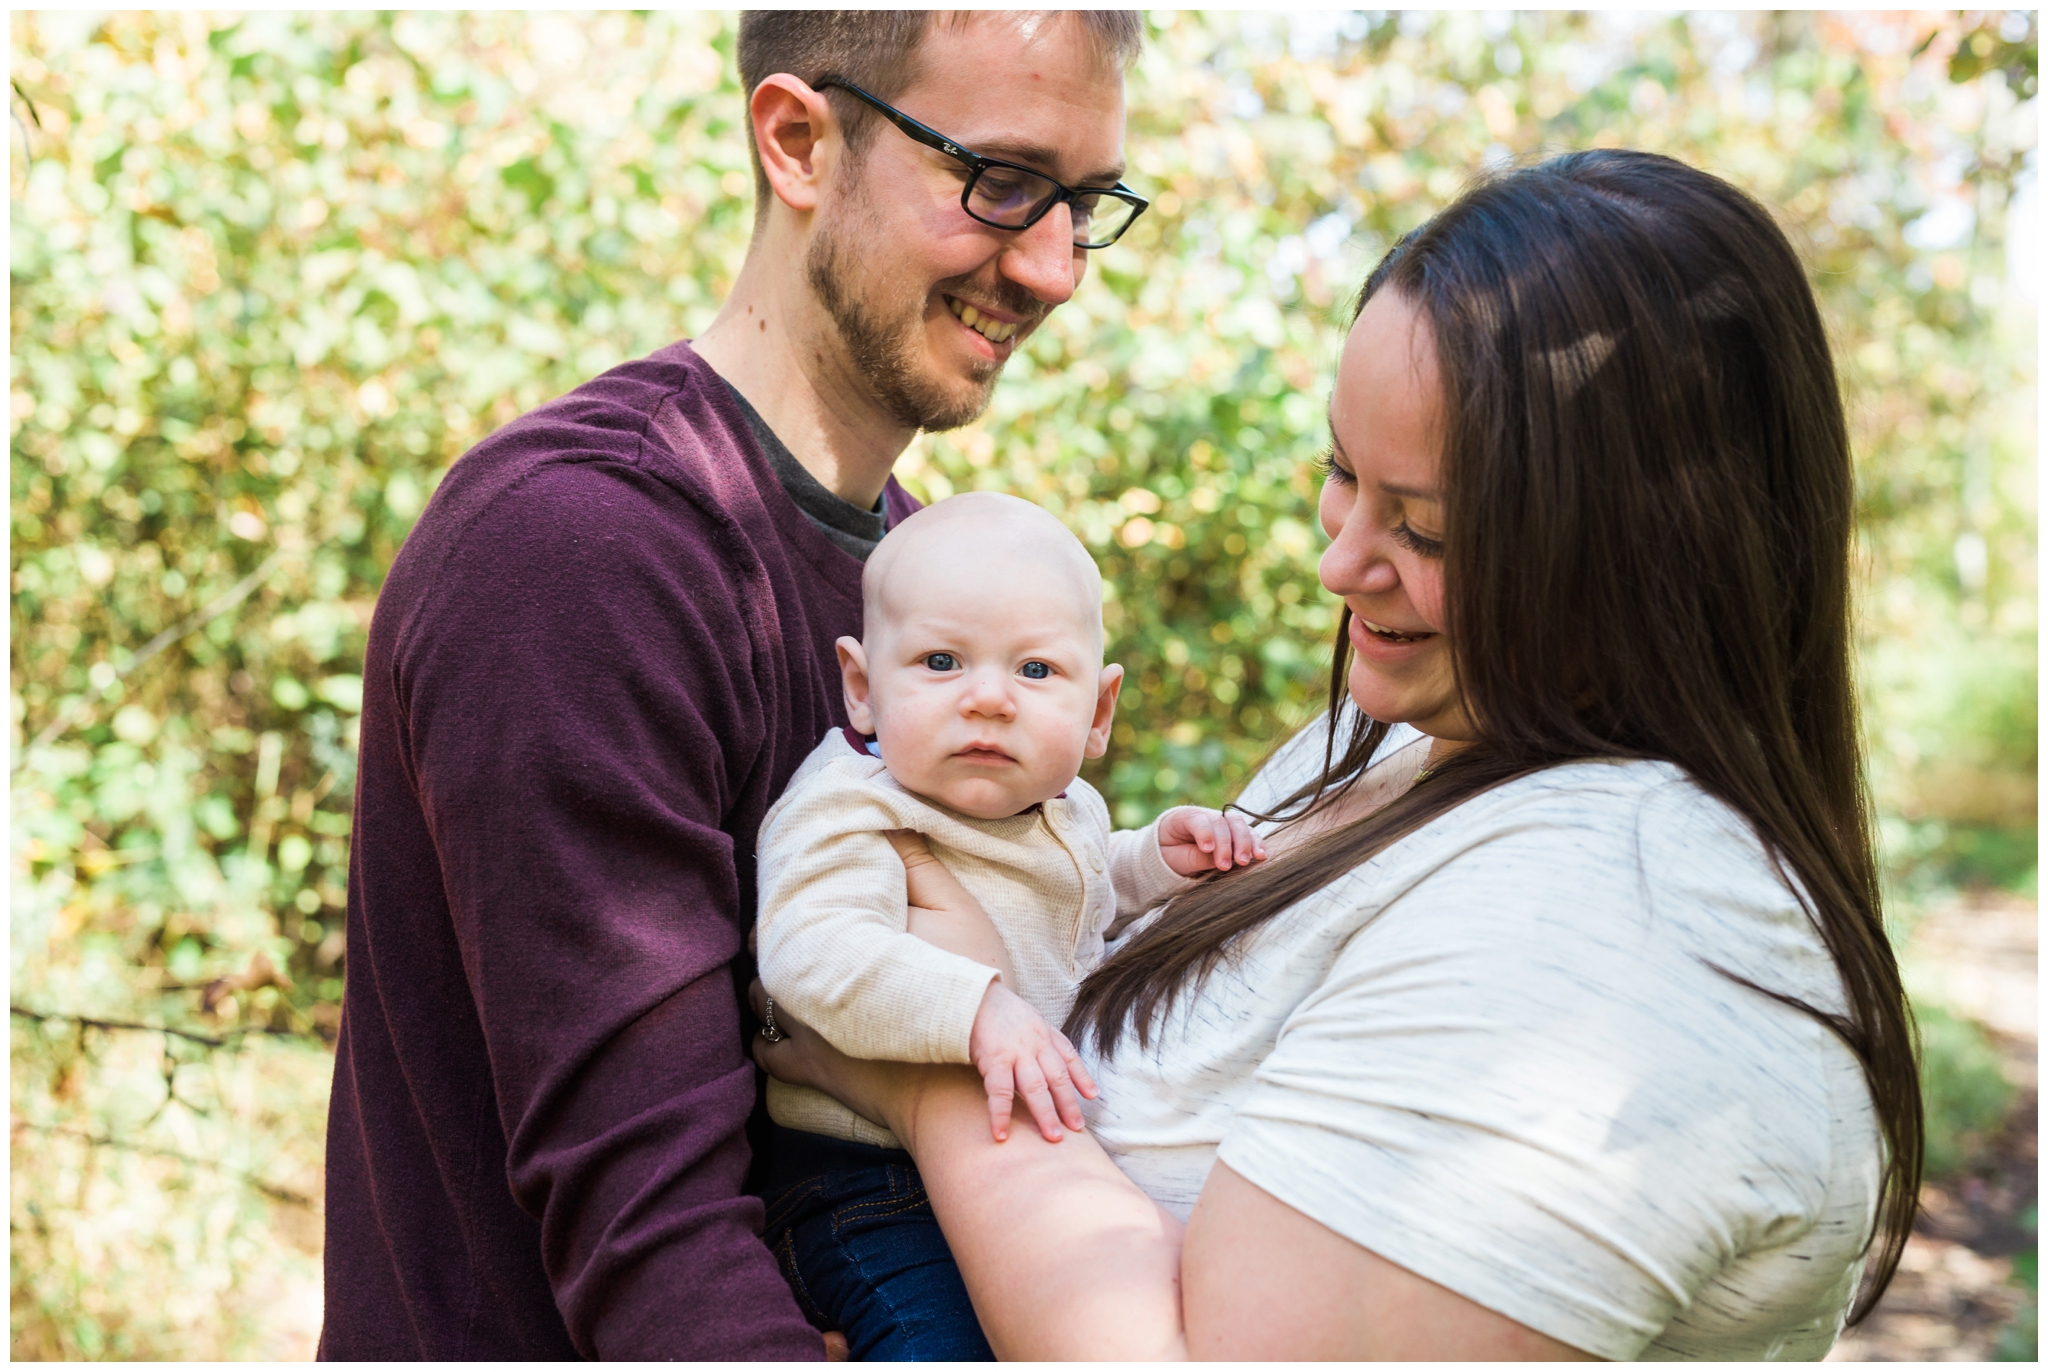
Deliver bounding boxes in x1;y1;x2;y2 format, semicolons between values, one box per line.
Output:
719;377;887;562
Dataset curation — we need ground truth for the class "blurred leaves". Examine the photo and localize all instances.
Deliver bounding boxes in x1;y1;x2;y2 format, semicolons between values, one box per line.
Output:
1916;1004;2020;1180
8;9;2039;1359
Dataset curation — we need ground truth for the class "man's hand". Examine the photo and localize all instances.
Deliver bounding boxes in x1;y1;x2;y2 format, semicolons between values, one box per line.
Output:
1155;805;1266;877
969;979;1097;1144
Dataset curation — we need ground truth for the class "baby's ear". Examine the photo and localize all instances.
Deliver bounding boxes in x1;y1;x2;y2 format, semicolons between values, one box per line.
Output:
1084;664;1124;760
837;637;876;734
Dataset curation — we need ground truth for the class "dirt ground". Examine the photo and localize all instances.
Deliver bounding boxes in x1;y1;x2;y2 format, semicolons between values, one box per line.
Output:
1829;891;2038;1362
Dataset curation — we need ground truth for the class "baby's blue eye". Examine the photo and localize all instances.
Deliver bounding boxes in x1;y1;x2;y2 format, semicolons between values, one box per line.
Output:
1020;661;1051;680
924;653;959;672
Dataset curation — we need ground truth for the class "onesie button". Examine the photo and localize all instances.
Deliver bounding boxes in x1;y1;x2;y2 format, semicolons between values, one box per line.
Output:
1088;851;1105;872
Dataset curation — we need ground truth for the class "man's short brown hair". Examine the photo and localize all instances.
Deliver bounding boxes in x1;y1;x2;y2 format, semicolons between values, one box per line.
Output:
735;11;1143;211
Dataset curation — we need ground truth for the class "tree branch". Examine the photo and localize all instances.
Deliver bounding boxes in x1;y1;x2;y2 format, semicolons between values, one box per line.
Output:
18;1121;316;1207
9;1003;322;1047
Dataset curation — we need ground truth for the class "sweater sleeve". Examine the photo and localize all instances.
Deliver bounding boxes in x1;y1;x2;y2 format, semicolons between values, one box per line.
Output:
1107;819;1190;917
393;459;820;1360
755;770;998;1064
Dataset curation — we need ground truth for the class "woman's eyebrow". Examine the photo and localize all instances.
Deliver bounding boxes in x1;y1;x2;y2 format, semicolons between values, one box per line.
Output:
1378;479;1441;501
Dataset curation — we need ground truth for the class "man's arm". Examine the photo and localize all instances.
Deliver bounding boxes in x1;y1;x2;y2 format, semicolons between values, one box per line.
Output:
399;459;820;1359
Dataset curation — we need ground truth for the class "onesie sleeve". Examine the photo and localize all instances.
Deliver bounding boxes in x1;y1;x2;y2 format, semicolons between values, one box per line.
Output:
1107;819;1190;918
754;760;997;1064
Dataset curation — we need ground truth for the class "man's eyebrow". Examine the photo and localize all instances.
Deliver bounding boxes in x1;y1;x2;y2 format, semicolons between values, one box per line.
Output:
971;137;1125;185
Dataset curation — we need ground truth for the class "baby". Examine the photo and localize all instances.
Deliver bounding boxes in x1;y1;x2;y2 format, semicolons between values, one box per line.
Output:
753;491;1262;1360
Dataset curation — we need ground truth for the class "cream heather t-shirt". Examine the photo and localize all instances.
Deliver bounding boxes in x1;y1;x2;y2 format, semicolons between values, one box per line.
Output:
1084;719;1884;1361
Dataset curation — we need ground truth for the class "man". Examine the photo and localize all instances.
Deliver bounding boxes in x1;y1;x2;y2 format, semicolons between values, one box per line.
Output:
318;10;1144;1361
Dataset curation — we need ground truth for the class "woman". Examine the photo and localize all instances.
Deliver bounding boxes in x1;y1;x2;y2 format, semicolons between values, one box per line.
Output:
755;149;1921;1360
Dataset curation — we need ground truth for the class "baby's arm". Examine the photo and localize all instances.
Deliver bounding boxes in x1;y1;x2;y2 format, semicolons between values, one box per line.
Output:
886;833;1095;1145
756;806;998;1068
1100;805;1268;943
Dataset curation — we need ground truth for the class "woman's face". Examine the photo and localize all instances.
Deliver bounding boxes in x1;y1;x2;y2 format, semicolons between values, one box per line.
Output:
1318;290;1475;745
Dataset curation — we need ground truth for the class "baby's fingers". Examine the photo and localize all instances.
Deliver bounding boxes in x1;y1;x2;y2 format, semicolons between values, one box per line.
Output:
983;1063;1017;1143
1226;813;1265;866
1056;1029;1098;1100
1200;812;1239;870
1039;1045;1088;1133
1013;1055;1066;1143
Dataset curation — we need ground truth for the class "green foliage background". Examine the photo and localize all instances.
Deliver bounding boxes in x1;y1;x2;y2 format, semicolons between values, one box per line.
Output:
10;10;2038;1359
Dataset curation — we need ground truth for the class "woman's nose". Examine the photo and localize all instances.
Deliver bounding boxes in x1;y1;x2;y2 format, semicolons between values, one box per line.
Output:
1319;529;1402;598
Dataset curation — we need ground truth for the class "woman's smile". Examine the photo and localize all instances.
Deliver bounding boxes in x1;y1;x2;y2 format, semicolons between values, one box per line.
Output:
1354;613;1436;645
1348;609;1439;667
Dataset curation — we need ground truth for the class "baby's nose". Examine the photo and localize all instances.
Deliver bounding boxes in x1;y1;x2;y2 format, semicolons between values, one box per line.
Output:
961;672;1016;715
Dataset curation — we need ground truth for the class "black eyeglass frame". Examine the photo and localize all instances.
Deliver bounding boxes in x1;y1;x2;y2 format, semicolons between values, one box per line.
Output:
813;75;1149;249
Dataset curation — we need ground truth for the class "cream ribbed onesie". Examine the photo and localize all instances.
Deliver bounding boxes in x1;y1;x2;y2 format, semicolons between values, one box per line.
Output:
756;728;1189;1148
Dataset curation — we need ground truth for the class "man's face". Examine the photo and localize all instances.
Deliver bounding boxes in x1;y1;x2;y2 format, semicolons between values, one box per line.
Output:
805;13;1128;432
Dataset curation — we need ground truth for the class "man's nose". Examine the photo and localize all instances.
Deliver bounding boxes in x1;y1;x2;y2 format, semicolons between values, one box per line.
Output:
997;203;1081;306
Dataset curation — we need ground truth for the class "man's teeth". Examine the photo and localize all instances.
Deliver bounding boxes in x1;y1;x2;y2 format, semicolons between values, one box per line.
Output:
947;298;1019;343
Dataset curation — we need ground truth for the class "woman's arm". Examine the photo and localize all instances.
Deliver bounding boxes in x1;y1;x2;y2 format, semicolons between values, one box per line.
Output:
750;951;1187;1360
1184;1162;1594;1360
890;1063;1189;1359
753;1001;1588;1360
753;836;1593;1361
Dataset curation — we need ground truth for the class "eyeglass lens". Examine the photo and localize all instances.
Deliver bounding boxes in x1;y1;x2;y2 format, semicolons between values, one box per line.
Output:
967;166;1137;245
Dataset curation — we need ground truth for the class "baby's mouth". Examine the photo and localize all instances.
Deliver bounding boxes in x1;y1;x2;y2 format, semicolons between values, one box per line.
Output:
953;744;1017;765
945;296;1021;344
1360;616;1433;644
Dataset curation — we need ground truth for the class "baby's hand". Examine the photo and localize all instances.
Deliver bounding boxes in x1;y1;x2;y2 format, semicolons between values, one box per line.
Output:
968;980;1098;1144
1156;805;1267;877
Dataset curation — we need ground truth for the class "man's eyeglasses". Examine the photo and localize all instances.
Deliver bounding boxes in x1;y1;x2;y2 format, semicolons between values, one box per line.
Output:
813;76;1149;250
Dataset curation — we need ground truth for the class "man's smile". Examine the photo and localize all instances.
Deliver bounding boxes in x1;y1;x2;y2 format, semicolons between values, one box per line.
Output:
945;294;1023;344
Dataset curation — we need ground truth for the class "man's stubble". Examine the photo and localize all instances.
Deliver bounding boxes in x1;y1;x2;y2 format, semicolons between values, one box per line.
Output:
804;178;1040;434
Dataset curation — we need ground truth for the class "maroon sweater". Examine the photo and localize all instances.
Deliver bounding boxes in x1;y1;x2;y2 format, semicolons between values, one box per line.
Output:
319;341;917;1359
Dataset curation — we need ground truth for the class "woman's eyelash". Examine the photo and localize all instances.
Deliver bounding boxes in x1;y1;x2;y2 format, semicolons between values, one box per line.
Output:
1315;448;1355;485
1393;522;1445;558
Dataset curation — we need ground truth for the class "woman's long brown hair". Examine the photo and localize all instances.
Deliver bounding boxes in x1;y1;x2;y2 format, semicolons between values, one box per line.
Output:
1068;149;1920;1321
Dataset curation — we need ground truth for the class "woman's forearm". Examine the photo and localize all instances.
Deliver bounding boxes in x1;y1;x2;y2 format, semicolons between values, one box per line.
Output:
892;1067;1189;1361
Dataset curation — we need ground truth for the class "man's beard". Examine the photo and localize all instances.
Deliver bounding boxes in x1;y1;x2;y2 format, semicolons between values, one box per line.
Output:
805;202;1034;433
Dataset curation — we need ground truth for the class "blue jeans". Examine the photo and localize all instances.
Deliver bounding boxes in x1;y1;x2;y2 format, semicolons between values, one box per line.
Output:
762;1125;994;1362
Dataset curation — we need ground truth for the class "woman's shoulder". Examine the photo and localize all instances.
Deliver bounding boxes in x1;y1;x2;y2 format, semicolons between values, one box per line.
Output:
1398;754;1761;872
1385;758;1828;973
1236;709;1429;818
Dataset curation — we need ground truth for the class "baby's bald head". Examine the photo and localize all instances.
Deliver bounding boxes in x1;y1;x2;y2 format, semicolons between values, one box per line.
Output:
863;492;1104;657
839;492;1123;817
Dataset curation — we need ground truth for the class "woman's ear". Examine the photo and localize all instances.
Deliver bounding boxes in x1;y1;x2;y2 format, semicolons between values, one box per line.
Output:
1084;664;1125;760
837;636;876;734
750;74;838;217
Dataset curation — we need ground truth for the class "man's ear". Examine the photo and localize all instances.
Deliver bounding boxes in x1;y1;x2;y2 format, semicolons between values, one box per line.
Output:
751;74;838;218
837;636;876;734
1084;663;1124;760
